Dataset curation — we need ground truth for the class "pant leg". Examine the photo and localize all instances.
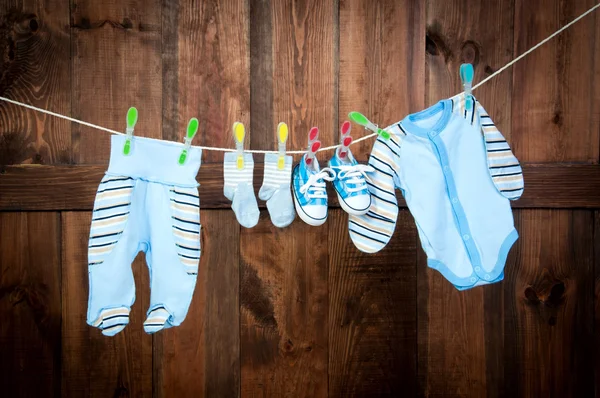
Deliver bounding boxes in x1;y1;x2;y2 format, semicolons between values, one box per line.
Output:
143;182;201;333
87;175;143;336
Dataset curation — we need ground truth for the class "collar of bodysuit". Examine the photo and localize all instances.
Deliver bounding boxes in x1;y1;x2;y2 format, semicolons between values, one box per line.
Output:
399;99;452;138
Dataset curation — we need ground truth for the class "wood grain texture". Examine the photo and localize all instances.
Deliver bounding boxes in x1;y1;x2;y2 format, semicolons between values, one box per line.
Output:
61;212;152;397
0;1;71;166
504;210;595;397
339;0;425;160
0;212;61;397
595;211;600;393
153;210;240;398
272;0;336;162
426;0;514;142
240;211;328;397
419;3;515;395
417;248;505;398
162;0;249;162
512;0;600;163
3;163;599;211
71;0;162;164
249;0;274;152
328;209;417;397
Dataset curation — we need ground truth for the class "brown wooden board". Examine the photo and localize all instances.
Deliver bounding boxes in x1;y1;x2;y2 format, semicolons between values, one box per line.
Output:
504;210;595;397
339;0;425;161
328;208;417;396
417;249;505;397
420;2;515;396
595;211;600;392
71;0;163;164
153;210;240;398
0;212;61;396
249;0;274;152
61;212;152;397
161;0;250;163
3;163;600;211
512;0;600;163
0;1;71;166
426;0;514;143
271;0;336;162
240;211;328;397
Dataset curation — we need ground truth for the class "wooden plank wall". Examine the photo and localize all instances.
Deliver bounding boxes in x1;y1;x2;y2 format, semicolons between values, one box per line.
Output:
0;0;599;397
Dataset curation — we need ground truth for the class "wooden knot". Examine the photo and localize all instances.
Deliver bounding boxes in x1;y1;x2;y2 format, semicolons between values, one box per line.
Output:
282;339;294;353
460;40;480;67
425;22;452;63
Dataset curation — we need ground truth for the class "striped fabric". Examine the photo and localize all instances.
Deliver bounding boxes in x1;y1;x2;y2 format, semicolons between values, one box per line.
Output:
91;306;130;336
261;154;292;191
223;154;254;195
88;175;134;267
223;152;260;228
450;94;524;200
348;131;403;253
143;306;171;334
169;186;201;276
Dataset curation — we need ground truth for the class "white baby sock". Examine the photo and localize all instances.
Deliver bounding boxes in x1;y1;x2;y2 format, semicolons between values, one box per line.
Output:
259;153;295;228
224;153;260;228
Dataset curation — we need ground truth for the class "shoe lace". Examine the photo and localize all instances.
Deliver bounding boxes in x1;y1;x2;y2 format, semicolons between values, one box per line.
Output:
299;167;336;199
332;164;374;193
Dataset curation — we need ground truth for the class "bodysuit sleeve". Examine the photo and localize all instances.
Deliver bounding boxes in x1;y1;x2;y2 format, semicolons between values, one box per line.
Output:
347;134;402;253
476;102;524;200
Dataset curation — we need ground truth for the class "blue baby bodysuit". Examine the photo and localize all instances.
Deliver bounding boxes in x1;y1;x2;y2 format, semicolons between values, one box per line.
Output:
349;93;523;290
398;95;520;289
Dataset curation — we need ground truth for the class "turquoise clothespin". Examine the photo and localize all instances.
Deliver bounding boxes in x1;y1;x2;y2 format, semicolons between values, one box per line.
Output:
178;118;199;165
460;63;474;110
123;107;138;155
348;111;390;140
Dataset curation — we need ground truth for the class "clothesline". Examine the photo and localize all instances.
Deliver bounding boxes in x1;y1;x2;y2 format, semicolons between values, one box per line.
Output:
0;2;598;154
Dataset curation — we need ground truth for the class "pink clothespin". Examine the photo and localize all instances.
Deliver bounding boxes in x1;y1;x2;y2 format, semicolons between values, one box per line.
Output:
305;126;321;166
337;121;352;159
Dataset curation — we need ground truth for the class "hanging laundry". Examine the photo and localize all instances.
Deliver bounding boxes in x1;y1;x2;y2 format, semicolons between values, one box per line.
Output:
350;90;523;290
258;123;296;228
87;128;202;336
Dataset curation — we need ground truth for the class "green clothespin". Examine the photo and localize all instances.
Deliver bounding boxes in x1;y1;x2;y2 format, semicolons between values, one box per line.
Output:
178;118;199;165
348;111;390;140
460;63;474;110
123;107;138;155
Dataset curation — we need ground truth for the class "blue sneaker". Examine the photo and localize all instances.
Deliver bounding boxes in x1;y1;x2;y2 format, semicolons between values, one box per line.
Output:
328;150;373;215
292;155;335;226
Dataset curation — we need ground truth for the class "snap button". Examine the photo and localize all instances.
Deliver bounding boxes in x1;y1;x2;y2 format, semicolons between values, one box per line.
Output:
428;131;436;138
475;266;481;271
463;234;470;241
470;277;476;283
452;198;458;204
443;166;450;173
484;274;491;280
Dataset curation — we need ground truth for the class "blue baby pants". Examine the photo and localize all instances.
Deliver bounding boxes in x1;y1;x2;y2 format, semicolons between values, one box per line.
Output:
87;135;202;336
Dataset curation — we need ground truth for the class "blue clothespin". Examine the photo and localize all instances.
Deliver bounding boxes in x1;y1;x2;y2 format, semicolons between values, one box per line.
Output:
460;63;474;110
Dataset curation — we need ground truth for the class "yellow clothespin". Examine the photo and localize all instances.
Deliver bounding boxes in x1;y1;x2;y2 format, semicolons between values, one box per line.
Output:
277;122;288;170
233;122;245;170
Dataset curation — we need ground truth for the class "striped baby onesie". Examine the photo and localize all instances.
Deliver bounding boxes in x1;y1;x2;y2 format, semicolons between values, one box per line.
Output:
350;94;522;290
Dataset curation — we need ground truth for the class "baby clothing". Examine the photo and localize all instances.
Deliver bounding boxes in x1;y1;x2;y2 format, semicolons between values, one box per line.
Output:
351;94;522;290
223;153;260;228
259;153;295;228
347;134;402;252
87;135;202;336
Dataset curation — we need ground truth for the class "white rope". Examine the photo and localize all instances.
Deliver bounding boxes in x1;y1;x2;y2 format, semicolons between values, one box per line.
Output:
1;2;598;154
